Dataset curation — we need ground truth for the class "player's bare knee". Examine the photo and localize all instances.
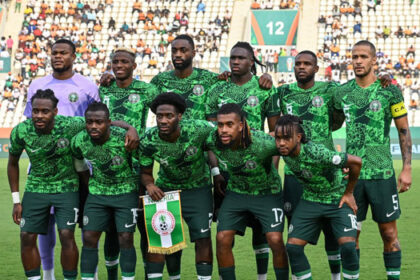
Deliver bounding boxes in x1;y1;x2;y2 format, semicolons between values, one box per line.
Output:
380;227;398;246
337;236;356;245
266;232;284;248
195;237;212;251
83;231;100;248
118;232;134;249
216;231;233;250
59;229;76;249
20;232;37;247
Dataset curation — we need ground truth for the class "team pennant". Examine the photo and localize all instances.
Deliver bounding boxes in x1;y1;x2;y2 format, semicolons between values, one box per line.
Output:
142;191;186;254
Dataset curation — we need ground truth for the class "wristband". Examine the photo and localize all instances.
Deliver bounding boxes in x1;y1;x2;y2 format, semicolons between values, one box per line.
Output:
211;167;220;177
12;192;20;204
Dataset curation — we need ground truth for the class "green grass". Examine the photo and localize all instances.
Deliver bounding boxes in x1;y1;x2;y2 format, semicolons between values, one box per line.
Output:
1;159;419;279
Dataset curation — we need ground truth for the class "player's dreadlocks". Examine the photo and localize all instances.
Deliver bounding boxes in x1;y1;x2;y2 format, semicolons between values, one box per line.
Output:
31;89;59;108
231;41;266;75
275;114;308;144
217;103;252;149
150;92;187;114
85;102;110;119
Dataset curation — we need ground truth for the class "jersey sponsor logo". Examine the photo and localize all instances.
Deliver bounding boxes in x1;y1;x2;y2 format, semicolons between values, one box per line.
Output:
20;217;26;228
151;209;176;236
185;146;198;157
128;93;140;104
83;215;89;226
193;84;205;96
112;155;124;166
284;202;292;212
247;96;259;107
57;138;70;149
68;92;79;102
391;101;407;118
369;100;382;112
332;155;342;165
245;160;257;170
312;96;324;107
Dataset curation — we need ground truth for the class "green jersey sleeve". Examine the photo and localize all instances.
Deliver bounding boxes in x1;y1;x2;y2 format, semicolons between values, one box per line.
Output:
265;86;281;118
306;142;348;169
205;82;223;119
387;85;407;119
70;133;84;160
138;135;156;169
9;123;26;157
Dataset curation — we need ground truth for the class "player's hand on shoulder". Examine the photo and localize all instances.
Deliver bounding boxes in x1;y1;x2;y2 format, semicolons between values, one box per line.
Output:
12;203;22;225
100;72;115;87
125;127;140;151
378;73;392;88
339;191;357;215
146;184;165;201
259;73;273;89
217;71;231;81
213;174;226;196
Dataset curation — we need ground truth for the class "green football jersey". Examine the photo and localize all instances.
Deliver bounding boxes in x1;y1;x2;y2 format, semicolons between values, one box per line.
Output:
205;130;282;195
206;76;280;131
283;142;348;204
99;80;160;135
150;68;218;120
333;79;407;179
71;126;138;195
138;119;213;190
278;81;338;175
9;115;85;193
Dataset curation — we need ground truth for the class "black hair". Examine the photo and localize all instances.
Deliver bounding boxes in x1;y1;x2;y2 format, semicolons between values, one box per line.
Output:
296;50;318;65
231;41;265;75
31;89;59;108
150;92;186;114
52;38;76;54
353;40;376;57
217;103;252;148
173;34;195;49
275;114;308;143
85;102;110;119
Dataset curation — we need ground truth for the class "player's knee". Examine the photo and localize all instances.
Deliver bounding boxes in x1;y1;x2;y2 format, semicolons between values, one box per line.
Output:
59;229;76;249
380;227;398;245
195;237;212;251
20;232;37;247
216;231;233;250
118;232;134;249
83;231;100;248
340;242;358;269
266;232;284;247
286;243;304;261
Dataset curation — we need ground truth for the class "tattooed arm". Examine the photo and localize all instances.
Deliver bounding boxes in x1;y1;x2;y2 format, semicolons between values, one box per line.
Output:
394;116;412;192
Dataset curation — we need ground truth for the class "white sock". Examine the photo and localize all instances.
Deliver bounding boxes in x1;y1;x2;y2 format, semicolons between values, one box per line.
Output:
169;275;181;280
257;274;267;280
42;269;55;280
94;271;98;280
28;276;41;280
331;273;341;280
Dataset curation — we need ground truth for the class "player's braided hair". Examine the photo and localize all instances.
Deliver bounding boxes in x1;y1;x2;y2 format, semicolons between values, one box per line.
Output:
31;89;59;108
275;114;308;144
85;102;110;119
231;41;266;75
217;103;252;149
150;92;186;114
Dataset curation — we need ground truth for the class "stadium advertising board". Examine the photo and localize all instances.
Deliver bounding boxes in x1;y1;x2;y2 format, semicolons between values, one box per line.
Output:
250;10;299;46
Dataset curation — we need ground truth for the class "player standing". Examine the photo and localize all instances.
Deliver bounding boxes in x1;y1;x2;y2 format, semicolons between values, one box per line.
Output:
275;115;362;280
23;38;100;280
207;103;288;280
206;42;281;280
99;47;160;280
333;40;412;280
8;89;88;280
71;103;139;280
139;93;218;280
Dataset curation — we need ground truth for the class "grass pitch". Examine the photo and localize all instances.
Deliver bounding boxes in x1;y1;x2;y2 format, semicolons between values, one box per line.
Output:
1;159;419;279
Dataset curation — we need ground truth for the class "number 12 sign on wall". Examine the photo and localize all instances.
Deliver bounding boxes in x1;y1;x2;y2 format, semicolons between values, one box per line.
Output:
250;10;299;46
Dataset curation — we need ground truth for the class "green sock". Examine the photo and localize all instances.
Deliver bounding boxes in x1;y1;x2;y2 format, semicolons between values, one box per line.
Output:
81;247;98;279
326;250;341;274
25;268;41;279
120;248;136;279
340;242;359;280
146;262;164;280
384;251;401;279
356;248;360;259
274;267;289;280
219;266;236;280
286;243;312;279
166;250;182;278
196;262;212;279
105;255;119;280
63;269;77;280
254;243;269;276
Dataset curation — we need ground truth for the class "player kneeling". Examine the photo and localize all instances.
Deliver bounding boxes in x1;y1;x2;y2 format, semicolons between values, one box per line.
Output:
275;115;362;280
71;103;139;280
